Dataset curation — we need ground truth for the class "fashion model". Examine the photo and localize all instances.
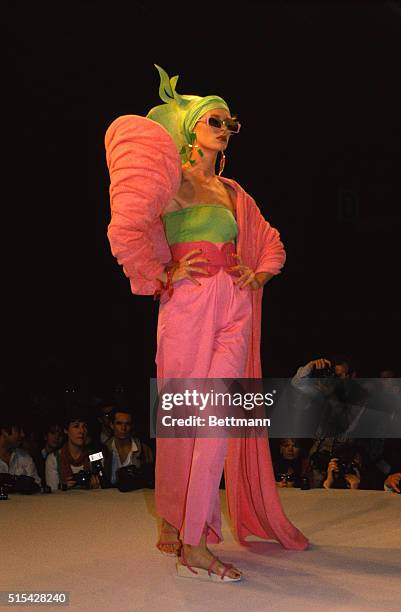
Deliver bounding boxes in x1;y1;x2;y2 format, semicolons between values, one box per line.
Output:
105;65;308;582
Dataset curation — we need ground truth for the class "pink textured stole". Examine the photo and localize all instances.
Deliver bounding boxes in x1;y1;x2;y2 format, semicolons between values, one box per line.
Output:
220;178;308;550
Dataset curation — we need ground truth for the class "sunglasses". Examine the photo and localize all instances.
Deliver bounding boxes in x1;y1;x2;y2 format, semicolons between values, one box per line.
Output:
198;116;241;134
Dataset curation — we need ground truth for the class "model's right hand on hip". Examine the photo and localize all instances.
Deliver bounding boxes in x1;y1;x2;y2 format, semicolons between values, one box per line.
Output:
171;249;210;286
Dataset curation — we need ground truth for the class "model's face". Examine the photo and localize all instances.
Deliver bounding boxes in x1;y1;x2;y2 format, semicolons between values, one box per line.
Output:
112;413;132;440
193;108;234;153
280;439;300;461
65;421;87;447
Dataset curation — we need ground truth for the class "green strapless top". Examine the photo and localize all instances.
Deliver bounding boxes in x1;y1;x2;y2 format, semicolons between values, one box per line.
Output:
162;205;237;246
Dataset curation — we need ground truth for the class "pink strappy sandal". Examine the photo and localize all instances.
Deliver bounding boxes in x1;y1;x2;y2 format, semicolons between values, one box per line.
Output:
156;527;182;557
176;549;242;582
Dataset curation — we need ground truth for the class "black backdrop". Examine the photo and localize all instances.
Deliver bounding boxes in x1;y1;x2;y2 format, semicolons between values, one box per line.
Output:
3;3;401;410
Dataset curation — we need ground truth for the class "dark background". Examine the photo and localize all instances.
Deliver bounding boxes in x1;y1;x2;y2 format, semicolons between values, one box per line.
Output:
3;2;401;406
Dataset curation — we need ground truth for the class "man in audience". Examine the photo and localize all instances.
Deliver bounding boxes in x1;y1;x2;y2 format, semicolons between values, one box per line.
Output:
291;356;359;431
0;416;41;487
104;407;154;487
42;423;64;458
381;438;401;493
33;421;64;485
45;408;100;491
290;356;354;485
97;400;115;444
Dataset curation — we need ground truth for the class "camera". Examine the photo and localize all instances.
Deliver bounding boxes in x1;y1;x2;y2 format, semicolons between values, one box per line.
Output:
308;364;337;379
62;451;108;491
89;451;107;489
334;459;358;478
300;476;310;490
71;470;92;489
274;471;296;484
116;463;155;492
0;473;40;495
281;473;295;483
331;457;359;489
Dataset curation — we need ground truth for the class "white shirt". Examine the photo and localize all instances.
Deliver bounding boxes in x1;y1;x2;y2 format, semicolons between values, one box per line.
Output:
110;438;140;485
45;453;84;492
0;448;41;486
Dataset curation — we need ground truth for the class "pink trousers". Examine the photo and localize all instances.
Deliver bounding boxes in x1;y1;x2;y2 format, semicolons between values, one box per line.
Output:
155;249;252;545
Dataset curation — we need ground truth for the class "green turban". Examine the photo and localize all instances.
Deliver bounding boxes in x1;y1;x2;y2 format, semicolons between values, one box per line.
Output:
146;65;230;163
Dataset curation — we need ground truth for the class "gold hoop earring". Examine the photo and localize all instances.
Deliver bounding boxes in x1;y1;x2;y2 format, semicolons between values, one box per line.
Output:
218;151;226;176
180;133;203;166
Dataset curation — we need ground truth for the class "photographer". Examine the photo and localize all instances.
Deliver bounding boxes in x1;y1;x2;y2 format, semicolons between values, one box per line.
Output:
291;356;369;487
104;407;154;488
323;454;361;490
322;444;383;490
45;409;101;491
291;357;358;436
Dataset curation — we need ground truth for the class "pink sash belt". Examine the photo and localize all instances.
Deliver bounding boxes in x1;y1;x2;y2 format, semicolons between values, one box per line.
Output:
170;241;240;278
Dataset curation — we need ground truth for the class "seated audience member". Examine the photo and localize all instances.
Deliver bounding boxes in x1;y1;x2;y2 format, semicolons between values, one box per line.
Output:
306;438;350;488
0;416;41;487
272;438;311;488
322;444;383;490
381;438;401;493
20;423;41;459
97;401;115;444
356;436;401;491
42;423;64;458
45;409;100;491
384;471;401;493
105;407;154;487
33;422;64;485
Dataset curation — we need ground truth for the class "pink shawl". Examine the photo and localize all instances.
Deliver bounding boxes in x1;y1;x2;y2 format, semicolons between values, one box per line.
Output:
105;115;308;550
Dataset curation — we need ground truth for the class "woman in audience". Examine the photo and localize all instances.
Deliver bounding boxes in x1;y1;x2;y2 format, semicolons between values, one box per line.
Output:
273;438;311;487
45;409;100;491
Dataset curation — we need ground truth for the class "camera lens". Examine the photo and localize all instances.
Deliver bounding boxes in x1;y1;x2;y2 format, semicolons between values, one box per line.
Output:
300;477;310;490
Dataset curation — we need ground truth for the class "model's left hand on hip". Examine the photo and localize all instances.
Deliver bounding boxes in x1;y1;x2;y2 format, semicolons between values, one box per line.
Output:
230;255;260;290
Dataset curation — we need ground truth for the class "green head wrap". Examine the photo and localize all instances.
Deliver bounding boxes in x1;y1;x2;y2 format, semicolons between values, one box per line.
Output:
146;65;230;164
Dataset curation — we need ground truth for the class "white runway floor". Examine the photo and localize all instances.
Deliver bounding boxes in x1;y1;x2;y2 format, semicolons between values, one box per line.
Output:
1;488;400;611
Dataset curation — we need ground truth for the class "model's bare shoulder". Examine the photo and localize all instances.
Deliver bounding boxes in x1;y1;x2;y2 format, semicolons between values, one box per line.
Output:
163;176;195;213
223;181;237;204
